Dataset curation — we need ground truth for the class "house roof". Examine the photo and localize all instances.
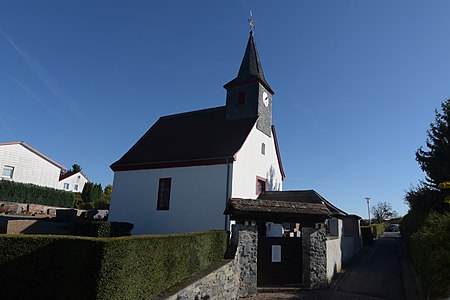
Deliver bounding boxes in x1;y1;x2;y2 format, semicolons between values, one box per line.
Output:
0;141;66;171
224;197;331;223
258;190;348;217
224;31;273;94
110;106;258;171
59;171;90;182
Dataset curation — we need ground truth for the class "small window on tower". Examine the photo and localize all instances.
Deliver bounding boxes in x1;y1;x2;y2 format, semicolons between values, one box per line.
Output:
261;143;266;155
238;92;245;105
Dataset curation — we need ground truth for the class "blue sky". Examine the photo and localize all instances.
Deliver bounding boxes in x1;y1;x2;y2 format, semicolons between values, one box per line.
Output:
1;1;449;218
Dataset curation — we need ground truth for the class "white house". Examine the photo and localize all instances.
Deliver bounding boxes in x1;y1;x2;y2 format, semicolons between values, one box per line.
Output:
58;171;89;193
109;30;285;235
0;141;66;189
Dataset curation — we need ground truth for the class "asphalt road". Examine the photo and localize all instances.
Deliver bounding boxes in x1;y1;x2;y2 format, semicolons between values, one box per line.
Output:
328;235;406;300
250;234;412;300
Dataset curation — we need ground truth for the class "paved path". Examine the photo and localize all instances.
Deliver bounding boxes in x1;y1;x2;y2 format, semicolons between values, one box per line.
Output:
249;235;413;300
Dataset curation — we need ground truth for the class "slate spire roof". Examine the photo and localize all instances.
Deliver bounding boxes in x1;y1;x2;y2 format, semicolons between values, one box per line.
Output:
224;31;273;93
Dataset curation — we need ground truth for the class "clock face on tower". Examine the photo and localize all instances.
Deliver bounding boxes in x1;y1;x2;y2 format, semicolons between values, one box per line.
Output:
262;91;269;107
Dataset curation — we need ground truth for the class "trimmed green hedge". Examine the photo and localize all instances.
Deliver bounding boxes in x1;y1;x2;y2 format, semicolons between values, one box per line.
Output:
0;180;74;208
411;212;450;299
360;223;385;242
370;223;386;239
0;230;228;300
70;221;133;237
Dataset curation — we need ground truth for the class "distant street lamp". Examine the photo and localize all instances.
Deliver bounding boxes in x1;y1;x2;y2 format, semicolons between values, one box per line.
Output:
365;197;371;225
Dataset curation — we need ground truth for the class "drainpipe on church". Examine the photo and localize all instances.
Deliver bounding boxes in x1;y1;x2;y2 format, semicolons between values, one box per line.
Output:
225;160;232;231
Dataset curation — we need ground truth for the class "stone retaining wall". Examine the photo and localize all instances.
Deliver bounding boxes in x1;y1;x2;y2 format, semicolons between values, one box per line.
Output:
165;224;257;300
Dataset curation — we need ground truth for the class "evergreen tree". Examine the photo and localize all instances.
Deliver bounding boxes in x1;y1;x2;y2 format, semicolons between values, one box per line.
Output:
81;182;103;203
416;99;450;188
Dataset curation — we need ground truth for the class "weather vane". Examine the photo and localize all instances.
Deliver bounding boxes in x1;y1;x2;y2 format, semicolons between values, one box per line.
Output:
248;10;255;32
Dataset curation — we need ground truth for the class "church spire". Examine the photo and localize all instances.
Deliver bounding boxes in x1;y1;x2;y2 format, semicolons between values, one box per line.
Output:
224;22;273;94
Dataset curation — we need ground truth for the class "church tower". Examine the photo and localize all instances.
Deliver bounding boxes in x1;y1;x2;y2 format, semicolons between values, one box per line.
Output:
224;29;274;137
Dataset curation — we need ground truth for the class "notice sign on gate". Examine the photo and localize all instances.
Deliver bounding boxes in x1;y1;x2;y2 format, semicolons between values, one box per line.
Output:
271;245;281;262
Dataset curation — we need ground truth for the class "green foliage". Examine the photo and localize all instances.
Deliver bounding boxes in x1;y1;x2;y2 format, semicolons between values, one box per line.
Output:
361;223;386;241
361;227;373;246
416;99;450;188
0;235;103;300
411;212;450;299
0;180;74;208
93;199;110;210
70;221;133;237
405;184;446;213
70;164;82;173
400;210;427;249
0;231;228;300
81;182;103;203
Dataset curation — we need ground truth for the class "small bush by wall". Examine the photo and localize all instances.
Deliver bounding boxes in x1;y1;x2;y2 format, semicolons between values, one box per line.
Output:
0;230;228;300
411;212;450;299
0;180;74;208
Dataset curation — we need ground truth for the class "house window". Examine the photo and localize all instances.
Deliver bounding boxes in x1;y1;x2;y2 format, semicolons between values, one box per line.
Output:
261;143;266;155
256;176;267;195
157;178;172;210
2;166;14;179
74;184;79;191
238;92;245;105
64;183;69;190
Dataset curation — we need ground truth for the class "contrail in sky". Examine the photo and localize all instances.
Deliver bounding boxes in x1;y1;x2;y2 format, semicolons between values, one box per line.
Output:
0;30;82;119
0;112;16;140
4;73;67;122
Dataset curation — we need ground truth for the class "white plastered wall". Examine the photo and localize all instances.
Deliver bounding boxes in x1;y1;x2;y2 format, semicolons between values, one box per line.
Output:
0;144;61;188
231;124;283;199
109;164;229;235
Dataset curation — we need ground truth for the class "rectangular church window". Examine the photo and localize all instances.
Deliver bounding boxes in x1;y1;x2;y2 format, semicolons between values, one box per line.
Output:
157;178;172;210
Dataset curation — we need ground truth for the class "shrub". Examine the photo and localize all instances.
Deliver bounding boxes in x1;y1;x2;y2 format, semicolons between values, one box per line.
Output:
70;221;133;237
370;223;386;239
361;227;373;246
411;212;450;299
0;231;228;300
0;180;74;208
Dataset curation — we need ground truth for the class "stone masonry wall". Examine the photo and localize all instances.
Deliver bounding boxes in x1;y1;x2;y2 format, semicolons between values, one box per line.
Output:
165;224;258;300
302;227;327;289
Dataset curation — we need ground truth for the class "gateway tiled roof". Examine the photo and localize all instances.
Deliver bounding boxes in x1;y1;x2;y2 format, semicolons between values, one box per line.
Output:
110;106;258;171
258;190;348;216
225;198;332;216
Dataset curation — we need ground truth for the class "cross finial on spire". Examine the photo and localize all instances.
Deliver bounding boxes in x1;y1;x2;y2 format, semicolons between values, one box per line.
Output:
248;10;255;33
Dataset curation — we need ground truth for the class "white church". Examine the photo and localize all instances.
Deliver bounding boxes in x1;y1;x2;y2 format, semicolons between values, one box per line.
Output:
109;29;285;235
